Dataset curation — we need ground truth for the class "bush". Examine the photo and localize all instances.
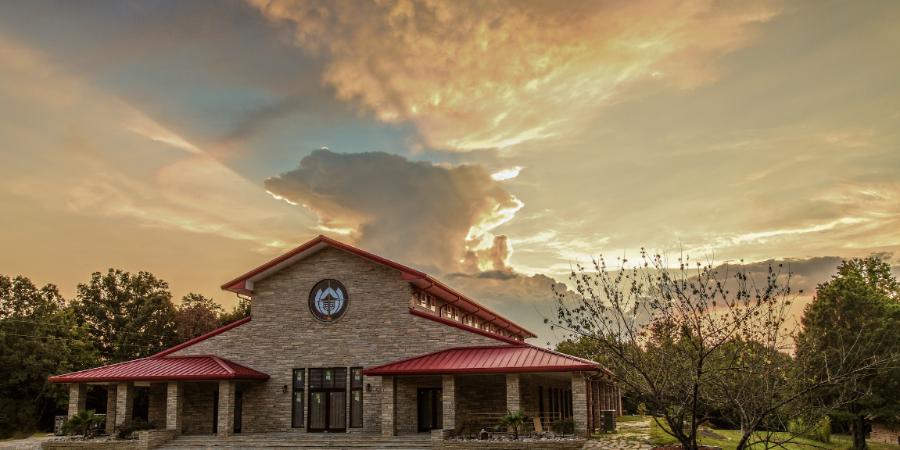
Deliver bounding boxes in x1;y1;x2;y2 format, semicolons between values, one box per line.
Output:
551;418;575;435
115;418;154;440
637;403;648;416
788;416;831;443
61;410;104;438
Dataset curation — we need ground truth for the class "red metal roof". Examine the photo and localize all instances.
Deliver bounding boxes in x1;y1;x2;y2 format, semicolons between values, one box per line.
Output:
48;355;269;383
220;235;537;340
363;345;601;376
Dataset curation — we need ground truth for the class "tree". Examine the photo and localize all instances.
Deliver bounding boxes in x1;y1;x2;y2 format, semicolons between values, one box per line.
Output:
72;269;178;363
551;251;853;450
795;257;900;450
174;293;223;342
219;295;250;325
0;275;97;437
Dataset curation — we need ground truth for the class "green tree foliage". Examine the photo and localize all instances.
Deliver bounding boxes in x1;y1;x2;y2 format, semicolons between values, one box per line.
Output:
218;295;251;325
174;293;223;342
0;275;98;438
795;257;900;450
72;269;178;363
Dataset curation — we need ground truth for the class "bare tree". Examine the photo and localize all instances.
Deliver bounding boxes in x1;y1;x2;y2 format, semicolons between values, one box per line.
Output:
551;251;876;450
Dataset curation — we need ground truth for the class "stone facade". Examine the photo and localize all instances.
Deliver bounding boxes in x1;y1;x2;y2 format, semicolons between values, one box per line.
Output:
169;246;502;434
58;242;616;443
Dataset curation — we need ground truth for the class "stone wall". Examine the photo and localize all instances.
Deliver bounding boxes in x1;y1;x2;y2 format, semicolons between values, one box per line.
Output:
170;246;504;434
41;431;174;450
181;382;217;435
440;439;586;450
395;375;442;434
455;374;506;433
147;384;167;428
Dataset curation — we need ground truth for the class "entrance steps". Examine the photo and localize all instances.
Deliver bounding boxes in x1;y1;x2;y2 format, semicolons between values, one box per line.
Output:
158;432;433;449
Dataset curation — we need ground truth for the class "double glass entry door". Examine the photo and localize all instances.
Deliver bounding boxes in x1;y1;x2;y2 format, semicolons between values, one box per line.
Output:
308;368;347;432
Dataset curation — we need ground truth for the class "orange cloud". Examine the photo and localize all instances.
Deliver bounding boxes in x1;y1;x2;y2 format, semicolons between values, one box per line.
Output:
249;0;779;150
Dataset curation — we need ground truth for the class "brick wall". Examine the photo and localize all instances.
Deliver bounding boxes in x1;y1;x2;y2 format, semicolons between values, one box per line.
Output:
170;246;504;434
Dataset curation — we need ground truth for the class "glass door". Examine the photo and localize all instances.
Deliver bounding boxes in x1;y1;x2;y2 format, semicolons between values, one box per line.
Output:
307;368;347;432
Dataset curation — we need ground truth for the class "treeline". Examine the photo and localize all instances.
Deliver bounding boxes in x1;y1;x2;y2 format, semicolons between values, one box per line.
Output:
0;269;249;438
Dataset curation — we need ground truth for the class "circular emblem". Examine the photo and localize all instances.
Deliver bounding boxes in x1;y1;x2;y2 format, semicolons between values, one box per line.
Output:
308;279;349;322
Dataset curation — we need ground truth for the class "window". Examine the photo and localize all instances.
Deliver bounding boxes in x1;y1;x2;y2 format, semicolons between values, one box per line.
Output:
292;369;305;428
350;367;363;428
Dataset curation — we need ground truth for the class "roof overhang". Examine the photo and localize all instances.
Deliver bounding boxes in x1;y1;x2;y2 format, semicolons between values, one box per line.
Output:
363;345;604;376
49;355;269;383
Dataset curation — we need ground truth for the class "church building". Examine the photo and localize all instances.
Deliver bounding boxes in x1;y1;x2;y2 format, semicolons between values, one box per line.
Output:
50;235;621;443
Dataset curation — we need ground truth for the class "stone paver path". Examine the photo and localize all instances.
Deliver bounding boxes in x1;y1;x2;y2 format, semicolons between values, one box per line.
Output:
583;417;655;450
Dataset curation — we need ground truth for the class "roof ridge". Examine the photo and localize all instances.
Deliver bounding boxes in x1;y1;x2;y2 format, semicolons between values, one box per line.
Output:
209;355;236;375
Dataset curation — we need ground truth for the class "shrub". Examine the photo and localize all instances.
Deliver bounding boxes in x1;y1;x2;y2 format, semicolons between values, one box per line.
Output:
551;418;575;435
637;403;648;416
115;418;154;440
62;410;104;438
788;416;831;443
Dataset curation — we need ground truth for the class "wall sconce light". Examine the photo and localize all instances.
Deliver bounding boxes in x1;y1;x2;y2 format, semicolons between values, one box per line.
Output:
282;385;288;394
365;383;372;393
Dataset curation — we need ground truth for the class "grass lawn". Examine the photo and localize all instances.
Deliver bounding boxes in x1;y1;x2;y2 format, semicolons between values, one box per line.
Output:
0;431;50;441
618;415;648;423
649;419;900;450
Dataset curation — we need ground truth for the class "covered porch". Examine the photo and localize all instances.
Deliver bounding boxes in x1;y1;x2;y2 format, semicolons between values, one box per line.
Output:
365;345;621;440
49;355;269;438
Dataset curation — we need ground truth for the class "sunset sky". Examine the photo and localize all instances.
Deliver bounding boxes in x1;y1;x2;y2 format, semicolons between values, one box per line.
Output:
1;0;898;343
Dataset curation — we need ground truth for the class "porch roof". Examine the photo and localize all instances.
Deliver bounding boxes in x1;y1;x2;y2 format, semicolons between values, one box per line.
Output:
48;355;269;383
363;345;601;375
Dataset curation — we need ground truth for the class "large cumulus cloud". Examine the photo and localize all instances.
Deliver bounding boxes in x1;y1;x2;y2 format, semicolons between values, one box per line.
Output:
249;0;778;150
264;149;522;272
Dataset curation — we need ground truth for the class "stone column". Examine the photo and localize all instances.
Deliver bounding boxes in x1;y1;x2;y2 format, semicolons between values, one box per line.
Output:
571;372;589;437
217;380;235;438
592;381;601;431
115;382;134;429
166;382;183;434
381;376;395;437
67;384;87;418
105;384;117;435
441;375;456;438
586;380;594;434
505;374;521;412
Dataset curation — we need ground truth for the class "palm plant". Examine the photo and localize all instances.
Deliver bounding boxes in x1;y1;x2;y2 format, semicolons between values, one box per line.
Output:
499;409;527;440
62;410;104;438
